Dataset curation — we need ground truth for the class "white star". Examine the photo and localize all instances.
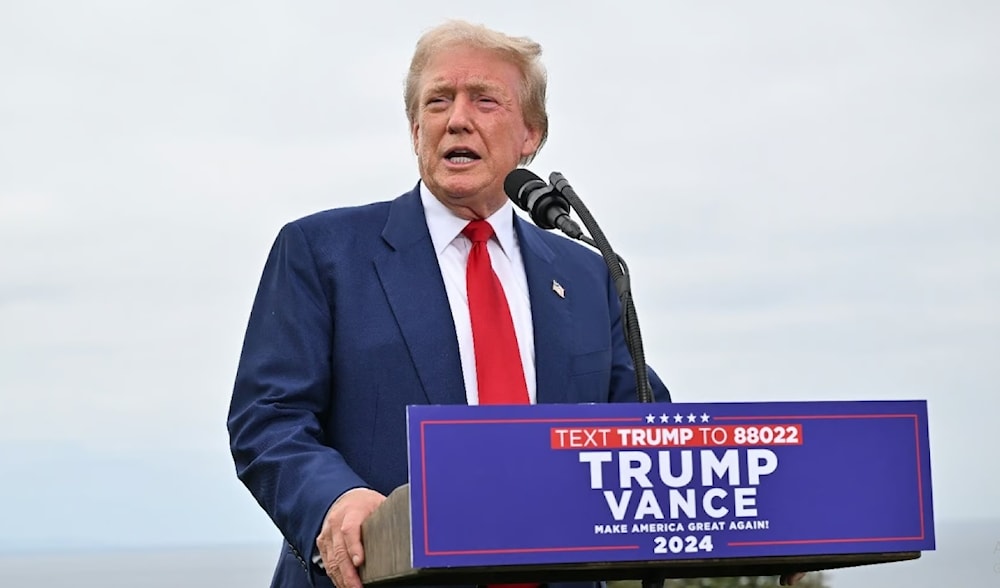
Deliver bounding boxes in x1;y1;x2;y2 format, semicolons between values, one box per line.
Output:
659;414;670;423
687;413;697;423
700;413;710;423
674;413;684;423
645;414;656;424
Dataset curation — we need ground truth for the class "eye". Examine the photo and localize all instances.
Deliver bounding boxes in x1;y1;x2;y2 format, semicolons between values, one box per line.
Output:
424;96;449;111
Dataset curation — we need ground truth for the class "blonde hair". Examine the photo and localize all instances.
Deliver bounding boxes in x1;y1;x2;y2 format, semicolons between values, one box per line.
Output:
405;20;549;164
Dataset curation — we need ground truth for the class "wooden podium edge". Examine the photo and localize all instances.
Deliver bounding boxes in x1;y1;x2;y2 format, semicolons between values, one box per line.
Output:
359;484;920;586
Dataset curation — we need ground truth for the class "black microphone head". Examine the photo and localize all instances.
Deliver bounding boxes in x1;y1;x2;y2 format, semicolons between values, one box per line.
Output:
504;168;546;209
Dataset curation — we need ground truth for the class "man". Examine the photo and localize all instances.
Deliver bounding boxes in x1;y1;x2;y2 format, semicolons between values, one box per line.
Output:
230;20;810;588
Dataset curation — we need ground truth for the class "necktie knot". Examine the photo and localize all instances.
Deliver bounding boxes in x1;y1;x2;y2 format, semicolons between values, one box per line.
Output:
462;220;495;244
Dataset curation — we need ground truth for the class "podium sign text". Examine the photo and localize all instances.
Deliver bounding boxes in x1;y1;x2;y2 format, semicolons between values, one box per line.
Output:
406;401;934;569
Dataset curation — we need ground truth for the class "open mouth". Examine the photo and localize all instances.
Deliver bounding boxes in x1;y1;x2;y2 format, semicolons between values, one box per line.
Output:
445;148;481;164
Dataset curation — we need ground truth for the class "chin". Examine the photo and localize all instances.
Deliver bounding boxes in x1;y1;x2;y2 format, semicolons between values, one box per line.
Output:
438;178;488;200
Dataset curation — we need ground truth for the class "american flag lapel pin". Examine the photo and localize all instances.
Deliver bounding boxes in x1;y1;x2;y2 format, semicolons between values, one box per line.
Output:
551;280;565;298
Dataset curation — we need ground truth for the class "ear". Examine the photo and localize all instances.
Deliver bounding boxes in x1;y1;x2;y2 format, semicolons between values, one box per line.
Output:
520;124;542;160
410;121;420;154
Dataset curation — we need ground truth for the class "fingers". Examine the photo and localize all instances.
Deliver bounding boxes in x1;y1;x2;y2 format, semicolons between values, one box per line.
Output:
331;529;362;588
341;508;367;568
315;488;387;588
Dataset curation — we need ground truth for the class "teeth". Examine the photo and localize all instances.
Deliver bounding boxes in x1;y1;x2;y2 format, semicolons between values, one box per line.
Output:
449;156;474;163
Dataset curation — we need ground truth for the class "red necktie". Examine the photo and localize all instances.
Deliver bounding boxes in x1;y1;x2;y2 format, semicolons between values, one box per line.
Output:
462;219;536;588
462;220;529;405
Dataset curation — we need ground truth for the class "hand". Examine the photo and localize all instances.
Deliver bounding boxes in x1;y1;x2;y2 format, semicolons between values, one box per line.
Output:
779;572;807;585
315;487;386;588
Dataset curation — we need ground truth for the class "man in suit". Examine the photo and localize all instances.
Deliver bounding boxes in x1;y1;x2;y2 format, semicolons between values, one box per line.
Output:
228;20;674;588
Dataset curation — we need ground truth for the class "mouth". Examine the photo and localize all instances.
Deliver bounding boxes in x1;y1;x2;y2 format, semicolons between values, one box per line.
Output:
444;148;482;165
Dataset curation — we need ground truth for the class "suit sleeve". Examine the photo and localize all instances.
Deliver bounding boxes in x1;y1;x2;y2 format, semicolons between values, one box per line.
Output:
227;222;367;573
604;267;672;404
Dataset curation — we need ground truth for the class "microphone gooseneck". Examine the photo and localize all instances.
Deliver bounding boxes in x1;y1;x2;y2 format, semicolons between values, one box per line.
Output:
549;172;653;405
503;168;656;404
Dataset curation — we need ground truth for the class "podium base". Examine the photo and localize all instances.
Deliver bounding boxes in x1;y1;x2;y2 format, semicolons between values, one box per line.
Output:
359;485;919;585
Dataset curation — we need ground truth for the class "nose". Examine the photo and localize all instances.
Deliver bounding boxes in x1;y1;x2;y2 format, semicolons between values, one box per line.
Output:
446;95;474;134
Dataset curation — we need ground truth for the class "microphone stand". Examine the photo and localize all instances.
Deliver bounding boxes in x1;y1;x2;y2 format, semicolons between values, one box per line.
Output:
549;172;654;405
549;171;664;588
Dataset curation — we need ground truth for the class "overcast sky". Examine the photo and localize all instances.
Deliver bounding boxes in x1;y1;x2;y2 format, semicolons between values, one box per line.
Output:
1;0;997;556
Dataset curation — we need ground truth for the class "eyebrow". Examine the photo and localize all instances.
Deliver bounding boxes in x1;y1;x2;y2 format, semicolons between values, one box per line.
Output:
423;77;509;98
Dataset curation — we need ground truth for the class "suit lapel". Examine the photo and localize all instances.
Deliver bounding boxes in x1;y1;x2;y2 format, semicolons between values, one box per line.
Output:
374;187;466;406
515;218;574;405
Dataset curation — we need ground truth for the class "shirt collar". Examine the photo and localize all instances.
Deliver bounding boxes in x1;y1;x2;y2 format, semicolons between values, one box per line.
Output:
420;181;518;258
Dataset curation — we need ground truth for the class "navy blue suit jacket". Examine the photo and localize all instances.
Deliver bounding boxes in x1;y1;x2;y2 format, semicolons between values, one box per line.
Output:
228;185;670;587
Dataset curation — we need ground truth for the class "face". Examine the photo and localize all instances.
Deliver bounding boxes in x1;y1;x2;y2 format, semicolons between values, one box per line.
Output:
411;45;541;219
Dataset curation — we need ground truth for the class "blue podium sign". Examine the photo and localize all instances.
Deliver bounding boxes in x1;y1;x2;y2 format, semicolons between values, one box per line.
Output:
406;401;934;569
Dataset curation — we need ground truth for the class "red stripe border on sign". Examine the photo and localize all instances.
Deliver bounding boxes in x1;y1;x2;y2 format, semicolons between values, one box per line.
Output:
417;413;927;556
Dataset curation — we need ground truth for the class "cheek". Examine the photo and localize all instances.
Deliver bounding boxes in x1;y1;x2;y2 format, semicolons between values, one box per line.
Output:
418;126;439;153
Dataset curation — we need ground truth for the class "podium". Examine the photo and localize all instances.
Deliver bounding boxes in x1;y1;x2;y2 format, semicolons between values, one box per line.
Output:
359;401;934;585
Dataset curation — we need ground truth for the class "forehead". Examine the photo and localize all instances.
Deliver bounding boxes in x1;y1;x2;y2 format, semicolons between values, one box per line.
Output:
419;45;524;96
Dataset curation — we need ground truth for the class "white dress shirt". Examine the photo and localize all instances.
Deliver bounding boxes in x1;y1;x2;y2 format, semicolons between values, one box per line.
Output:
420;182;536;405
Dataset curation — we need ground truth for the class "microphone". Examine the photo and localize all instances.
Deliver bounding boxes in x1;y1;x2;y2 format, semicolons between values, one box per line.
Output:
504;169;583;239
506;168;657;403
